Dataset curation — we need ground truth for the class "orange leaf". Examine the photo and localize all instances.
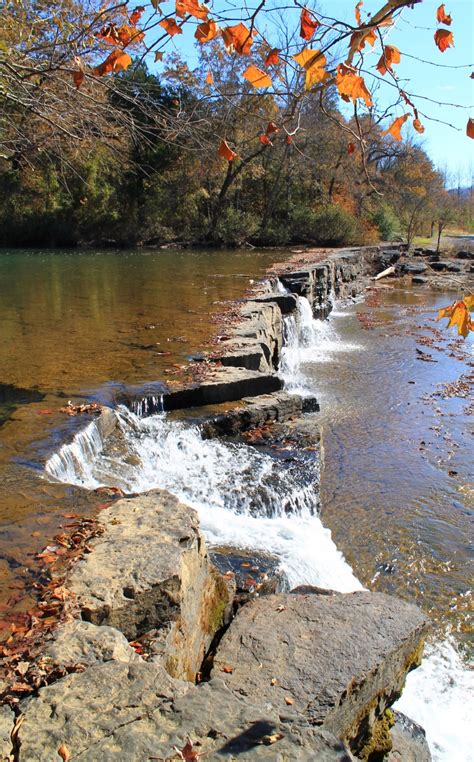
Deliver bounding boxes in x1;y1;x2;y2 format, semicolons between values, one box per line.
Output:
73;70;84;89
221;664;234;673
376;45;401;76
259;134;273;146
218;140;237;161
154;51;164;61
222;23;253;55
285;134;293;145
129;6;145;24
382;113;409;141
243;64;272;88
176;0;209;21
159;18;182;36
93;49;132;76
300;9;319;41
58;744;71;762
437;300;472;337
96;24;119;45
355;1;363;25
467;118;474;139
436;4;452;25
117;25;145;46
206;70;213;84
348;142;355;154
265;48;280;66
266;121;279;134
284;696;294;705
350;28;376;52
413;118;425;134
195;19;218;43
335;64;372;108
434;29;454;52
293;48;328;91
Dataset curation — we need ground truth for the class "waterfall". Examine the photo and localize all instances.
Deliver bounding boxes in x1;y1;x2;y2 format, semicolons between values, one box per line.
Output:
44;418;111;485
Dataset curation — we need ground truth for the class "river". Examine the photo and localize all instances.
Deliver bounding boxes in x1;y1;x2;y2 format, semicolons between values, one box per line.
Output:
1;249;473;760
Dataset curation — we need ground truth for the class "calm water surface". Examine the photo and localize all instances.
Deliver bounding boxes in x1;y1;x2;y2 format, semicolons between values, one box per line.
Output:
0;248;288;601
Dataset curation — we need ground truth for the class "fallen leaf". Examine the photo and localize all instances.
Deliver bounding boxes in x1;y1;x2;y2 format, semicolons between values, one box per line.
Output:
434;28;454;52
260;733;284;745
284;696;294;705
436;4;452;25
58;743;71;761
221;664;234;673
243;64;272;88
259;134;273;145
271;677;278;685
172;737;206;760
300;8;319;41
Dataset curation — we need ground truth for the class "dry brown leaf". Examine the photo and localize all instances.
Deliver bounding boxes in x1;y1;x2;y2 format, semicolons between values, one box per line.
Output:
58;743;71;761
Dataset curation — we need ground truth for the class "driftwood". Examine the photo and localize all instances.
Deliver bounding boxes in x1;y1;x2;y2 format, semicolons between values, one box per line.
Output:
372;265;395;281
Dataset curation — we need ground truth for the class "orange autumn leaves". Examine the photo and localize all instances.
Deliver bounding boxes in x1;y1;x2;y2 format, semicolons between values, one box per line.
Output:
434;4;454;52
437;296;474;338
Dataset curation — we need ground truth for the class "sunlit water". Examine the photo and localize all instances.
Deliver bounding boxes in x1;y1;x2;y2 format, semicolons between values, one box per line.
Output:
44;284;473;760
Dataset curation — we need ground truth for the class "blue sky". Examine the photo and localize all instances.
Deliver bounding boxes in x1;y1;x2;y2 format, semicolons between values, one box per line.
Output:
143;0;474;184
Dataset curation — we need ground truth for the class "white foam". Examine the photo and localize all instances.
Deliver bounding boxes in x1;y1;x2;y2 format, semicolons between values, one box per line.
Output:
395;638;474;762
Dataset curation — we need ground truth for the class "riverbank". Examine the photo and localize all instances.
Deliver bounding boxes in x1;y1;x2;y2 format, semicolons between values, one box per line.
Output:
1;243;472;760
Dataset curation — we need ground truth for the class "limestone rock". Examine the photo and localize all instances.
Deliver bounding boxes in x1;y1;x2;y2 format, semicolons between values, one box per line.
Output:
212;590;430;758
43;620;141;668
17;662;353;761
388;711;431;761
429;260;462;272
400;262;428;275
0;704;13;762
66;490;231;680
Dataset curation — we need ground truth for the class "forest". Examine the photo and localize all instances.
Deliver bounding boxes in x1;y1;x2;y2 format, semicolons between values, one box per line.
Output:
0;1;472;249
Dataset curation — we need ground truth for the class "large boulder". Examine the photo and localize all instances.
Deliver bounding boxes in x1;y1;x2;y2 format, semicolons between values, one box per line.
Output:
66;490;231;681
17;661;354;761
429;260;462;272
212;590;430;760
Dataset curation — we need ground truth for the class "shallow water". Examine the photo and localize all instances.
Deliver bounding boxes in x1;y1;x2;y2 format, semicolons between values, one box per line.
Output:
0;248;288;597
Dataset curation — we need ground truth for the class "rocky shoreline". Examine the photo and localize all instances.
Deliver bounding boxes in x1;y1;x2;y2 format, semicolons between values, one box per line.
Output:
2;243;472;760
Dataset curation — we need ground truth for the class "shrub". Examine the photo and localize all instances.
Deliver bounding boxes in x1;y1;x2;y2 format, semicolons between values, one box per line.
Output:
290;204;361;246
371;204;400;241
213;207;260;247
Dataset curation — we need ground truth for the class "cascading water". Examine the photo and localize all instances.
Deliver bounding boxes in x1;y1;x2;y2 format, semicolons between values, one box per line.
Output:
47;405;362;592
45;418;112;485
44;288;472;761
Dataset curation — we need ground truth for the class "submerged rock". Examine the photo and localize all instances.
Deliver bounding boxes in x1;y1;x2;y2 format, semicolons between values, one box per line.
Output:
66;490;231;681
212;590;430;759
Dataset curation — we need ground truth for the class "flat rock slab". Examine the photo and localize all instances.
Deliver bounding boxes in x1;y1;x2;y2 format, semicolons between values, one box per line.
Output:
162;368;283;410
66;490;230;680
17;661;353;761
212;590;429;757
